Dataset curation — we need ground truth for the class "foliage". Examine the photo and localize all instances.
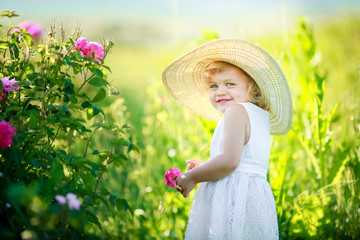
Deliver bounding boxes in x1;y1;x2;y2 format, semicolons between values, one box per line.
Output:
0;12;137;239
269;18;360;239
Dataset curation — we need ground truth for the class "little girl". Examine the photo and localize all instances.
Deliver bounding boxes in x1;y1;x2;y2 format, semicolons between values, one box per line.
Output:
162;39;292;239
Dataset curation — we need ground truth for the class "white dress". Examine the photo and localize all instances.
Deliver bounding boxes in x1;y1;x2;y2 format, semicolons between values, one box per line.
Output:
185;102;279;240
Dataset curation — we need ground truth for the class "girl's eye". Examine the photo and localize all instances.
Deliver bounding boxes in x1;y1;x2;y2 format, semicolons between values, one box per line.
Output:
210;84;218;89
226;82;235;87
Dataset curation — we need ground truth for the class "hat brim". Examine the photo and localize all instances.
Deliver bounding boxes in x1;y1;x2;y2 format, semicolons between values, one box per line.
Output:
162;39;292;135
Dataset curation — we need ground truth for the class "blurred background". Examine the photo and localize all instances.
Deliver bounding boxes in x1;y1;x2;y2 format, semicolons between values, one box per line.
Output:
2;0;360;44
3;0;359;123
1;0;359;239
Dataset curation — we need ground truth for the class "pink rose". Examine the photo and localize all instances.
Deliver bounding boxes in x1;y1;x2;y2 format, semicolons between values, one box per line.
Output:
0;121;16;148
14;21;42;40
75;38;88;51
73;38;104;63
164;168;181;188
83;42;104;62
1;77;20;92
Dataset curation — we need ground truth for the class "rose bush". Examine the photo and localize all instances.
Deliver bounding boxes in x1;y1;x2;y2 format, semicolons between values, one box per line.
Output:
0;11;137;239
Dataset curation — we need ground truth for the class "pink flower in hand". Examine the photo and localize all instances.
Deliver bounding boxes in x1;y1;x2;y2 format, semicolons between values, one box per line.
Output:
164;168;181;188
0;121;16;148
14;21;42;40
1;77;20;92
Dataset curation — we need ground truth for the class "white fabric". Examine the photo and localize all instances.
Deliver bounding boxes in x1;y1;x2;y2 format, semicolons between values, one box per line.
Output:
185;102;279;240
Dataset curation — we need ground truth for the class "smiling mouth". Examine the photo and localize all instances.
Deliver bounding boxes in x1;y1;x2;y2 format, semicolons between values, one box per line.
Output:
217;99;231;104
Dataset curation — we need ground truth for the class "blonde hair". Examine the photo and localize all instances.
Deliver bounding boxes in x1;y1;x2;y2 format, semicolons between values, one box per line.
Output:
203;61;269;111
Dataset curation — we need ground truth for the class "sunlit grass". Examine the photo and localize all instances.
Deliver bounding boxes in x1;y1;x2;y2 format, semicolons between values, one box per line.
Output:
90;16;360;239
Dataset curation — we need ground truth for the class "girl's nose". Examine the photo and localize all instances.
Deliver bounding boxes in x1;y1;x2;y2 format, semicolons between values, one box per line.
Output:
216;87;226;96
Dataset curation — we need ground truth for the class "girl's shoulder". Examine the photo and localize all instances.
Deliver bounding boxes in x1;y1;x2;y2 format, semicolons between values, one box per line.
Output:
233;102;269;117
224;103;247;117
223;104;250;125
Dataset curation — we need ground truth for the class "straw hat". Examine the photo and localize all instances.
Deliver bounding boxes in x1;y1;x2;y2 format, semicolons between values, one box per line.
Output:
162;39;292;135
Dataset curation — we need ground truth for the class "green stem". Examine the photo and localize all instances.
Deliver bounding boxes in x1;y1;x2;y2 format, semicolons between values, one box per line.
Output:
46;127;61;154
77;73;95;94
83;128;98;158
82;150;112;210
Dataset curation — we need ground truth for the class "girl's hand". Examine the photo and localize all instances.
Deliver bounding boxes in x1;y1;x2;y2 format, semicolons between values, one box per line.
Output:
176;172;197;198
186;159;204;170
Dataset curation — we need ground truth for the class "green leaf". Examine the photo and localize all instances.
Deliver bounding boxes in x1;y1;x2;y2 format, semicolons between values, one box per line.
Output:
64;55;74;66
86;105;101;119
85;210;103;231
92;105;101;116
116;198;133;216
46;127;55;136
26;73;39;80
113;153;128;167
0;40;9;49
70;95;78;104
61;104;68;113
30;157;41;168
81;101;91;109
0;10;19;18
90;68;103;78
88;76;107;87
0;80;3;93
102;65;112;73
109;194;117;207
111;138;128;146
118;153;129;162
23;33;33;47
92;88;106;102
128;142;140;153
127;136;139;153
100;187;110;195
97;195;110;210
29;113;37;130
79;92;90;101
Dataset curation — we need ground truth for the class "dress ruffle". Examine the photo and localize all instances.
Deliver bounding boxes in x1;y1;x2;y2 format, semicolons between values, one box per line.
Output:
185;171;279;240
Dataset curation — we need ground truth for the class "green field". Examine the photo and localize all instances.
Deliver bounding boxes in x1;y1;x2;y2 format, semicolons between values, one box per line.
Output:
93;16;360;239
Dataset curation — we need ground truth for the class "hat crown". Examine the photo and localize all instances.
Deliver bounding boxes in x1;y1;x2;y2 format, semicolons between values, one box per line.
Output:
162;39;293;135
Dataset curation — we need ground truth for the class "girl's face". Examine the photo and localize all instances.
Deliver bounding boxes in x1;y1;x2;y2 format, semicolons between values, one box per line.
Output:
207;66;250;113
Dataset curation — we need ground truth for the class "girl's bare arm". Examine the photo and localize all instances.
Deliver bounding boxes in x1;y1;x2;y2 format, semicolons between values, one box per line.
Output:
176;104;248;197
